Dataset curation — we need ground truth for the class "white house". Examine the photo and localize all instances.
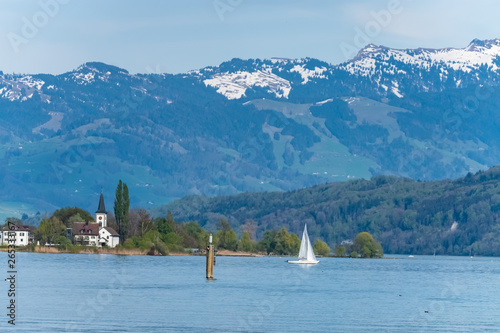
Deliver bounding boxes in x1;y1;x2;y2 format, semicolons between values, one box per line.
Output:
72;222;100;246
1;225;33;246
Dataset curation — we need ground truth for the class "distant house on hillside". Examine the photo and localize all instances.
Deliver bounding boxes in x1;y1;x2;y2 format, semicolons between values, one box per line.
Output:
0;224;34;246
70;192;119;248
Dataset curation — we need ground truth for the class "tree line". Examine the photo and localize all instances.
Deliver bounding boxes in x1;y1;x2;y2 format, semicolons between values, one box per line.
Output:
159;166;500;256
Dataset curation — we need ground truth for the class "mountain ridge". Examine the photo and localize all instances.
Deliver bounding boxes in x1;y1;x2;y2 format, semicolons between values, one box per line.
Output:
1;39;500;219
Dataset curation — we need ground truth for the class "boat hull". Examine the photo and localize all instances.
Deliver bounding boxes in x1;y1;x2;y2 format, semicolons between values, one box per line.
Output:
287;260;319;264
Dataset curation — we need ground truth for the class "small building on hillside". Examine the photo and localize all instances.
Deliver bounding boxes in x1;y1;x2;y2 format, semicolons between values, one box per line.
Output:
0;224;33;246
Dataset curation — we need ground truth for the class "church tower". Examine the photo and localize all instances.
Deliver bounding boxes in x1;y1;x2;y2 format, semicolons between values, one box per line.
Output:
96;192;107;228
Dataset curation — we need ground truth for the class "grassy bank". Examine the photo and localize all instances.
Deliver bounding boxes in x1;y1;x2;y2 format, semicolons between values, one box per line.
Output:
1;245;147;256
0;245;263;256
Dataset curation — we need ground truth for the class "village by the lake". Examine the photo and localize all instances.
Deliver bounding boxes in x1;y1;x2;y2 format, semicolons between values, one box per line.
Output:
1;179;383;260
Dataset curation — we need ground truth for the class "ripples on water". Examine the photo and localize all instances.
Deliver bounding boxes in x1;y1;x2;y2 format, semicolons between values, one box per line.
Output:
9;253;500;332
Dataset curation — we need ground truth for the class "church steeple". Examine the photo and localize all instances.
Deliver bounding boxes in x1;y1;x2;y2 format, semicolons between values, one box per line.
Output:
96;192;107;228
96;192;106;214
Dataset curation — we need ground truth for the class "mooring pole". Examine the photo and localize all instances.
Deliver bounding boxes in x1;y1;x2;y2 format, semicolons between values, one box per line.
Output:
206;233;215;280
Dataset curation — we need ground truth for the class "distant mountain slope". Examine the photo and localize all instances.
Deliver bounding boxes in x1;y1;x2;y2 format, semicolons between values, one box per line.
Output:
157;167;500;256
1;39;500;218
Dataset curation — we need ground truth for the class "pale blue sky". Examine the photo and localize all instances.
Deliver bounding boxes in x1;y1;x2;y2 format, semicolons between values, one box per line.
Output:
1;0;500;74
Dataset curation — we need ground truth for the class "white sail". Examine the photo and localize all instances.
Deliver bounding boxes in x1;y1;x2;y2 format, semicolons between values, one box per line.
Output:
304;228;317;262
298;225;309;260
288;224;319;264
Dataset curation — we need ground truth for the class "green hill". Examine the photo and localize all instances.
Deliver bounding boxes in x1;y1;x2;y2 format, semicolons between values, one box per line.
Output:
155;166;500;256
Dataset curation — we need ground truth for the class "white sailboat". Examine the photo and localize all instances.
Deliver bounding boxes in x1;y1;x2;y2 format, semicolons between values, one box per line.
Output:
288;224;319;264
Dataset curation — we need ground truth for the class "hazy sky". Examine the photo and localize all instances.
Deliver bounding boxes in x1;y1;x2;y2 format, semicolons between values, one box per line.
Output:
1;0;500;74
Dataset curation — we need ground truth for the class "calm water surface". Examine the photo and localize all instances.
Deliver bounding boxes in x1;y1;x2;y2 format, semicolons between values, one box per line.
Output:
4;253;500;332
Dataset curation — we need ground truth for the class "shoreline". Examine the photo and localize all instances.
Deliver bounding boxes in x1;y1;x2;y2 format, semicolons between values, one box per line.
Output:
0;246;264;257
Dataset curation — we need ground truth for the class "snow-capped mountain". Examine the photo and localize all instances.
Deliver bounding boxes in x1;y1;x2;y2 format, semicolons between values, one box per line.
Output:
346;39;500;74
1;39;500;218
191;39;500;101
4;39;500;103
338;38;500;98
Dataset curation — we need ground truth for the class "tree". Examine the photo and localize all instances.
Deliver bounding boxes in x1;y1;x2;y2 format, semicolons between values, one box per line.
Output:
155;217;173;236
257;230;277;254
353;232;384;258
334;245;346;257
238;231;254;252
51;207;94;227
3;217;21;228
224;229;238;251
313;239;330;256
128;209;154;238
114;180;130;244
215;218;239;251
273;227;299;255
181;221;208;249
216;218;232;249
290;233;301;254
141;230;168;255
241;219;257;240
155;210;180;244
55;235;72;250
37;217;66;245
68;213;84;226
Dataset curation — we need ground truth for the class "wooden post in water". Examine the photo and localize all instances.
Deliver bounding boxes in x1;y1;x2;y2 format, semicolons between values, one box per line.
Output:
206;233;215;280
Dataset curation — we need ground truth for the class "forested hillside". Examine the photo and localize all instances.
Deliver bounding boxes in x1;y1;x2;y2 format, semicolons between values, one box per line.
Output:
3;39;500;218
157;167;500;256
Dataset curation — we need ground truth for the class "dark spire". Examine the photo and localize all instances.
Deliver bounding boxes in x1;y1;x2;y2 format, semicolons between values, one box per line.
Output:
96;192;106;214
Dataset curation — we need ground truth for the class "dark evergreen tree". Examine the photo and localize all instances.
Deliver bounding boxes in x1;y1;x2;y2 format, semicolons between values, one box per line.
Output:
114;180;130;244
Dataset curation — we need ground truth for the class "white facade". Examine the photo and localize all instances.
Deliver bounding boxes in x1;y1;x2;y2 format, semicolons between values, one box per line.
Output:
74;234;99;246
96;212;107;228
99;228;119;248
1;230;30;246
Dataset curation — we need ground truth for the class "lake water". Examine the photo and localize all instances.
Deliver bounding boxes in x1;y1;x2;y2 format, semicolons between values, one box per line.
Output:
5;253;500;332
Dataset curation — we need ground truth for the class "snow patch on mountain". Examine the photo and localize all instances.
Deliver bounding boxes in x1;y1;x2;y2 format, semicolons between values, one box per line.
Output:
290;65;327;84
70;62;129;85
0;75;46;101
72;72;96;85
17;76;45;90
391;86;403;98
204;70;291;99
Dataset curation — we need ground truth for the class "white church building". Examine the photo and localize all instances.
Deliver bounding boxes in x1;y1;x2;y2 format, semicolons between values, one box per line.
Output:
72;192;119;248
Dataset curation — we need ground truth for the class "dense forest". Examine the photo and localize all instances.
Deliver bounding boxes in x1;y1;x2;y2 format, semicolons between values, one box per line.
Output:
156;166;500;256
